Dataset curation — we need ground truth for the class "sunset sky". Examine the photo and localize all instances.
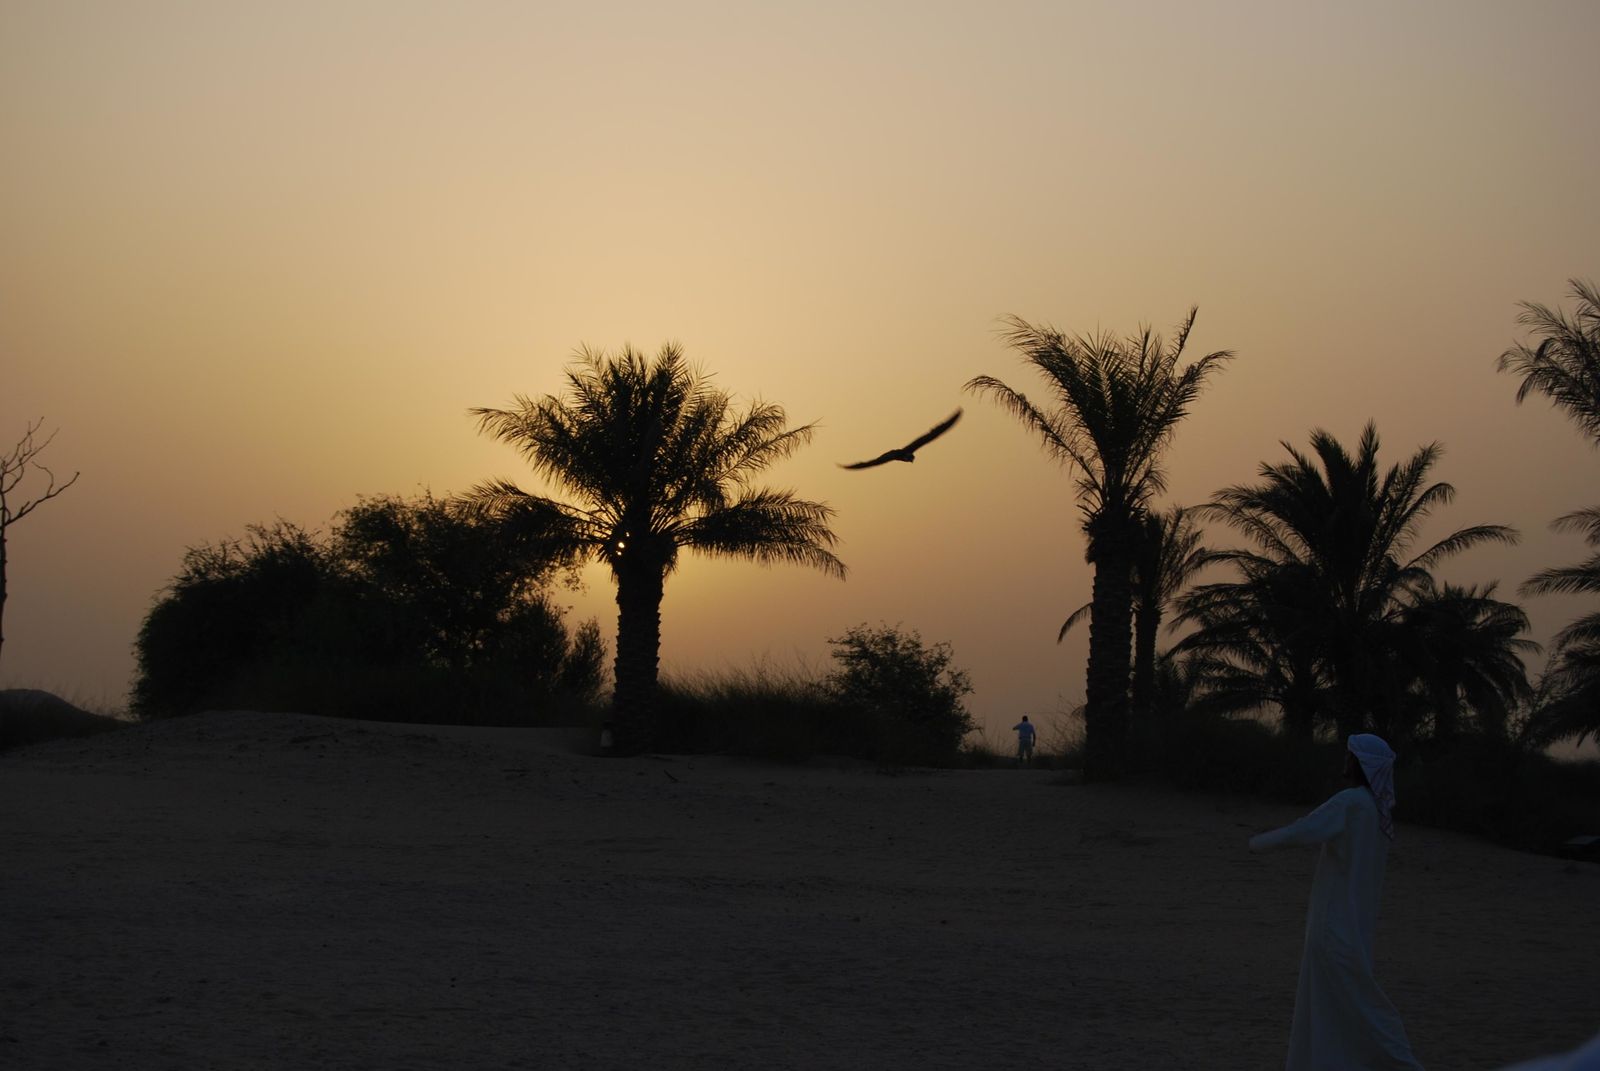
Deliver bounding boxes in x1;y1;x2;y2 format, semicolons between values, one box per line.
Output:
3;1;1598;742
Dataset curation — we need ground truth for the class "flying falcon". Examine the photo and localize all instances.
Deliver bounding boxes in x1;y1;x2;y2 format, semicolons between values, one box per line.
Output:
839;408;962;469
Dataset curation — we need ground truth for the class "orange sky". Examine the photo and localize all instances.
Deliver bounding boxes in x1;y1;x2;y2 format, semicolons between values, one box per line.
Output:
3;1;1599;743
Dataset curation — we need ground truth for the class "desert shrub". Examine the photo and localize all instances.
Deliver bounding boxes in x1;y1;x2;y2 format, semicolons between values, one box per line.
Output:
824;624;975;767
1398;734;1600;852
133;498;606;724
132;523;338;717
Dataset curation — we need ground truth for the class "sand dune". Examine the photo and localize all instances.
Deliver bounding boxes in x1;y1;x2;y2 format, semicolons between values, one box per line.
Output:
1;710;1594;1069
0;688;126;752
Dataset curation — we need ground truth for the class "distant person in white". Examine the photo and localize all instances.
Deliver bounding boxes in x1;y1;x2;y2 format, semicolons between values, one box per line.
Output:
1013;716;1035;765
1249;733;1424;1071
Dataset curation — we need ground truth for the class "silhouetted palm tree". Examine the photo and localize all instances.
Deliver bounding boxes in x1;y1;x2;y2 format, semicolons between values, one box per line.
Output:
1521;507;1600;744
1190;423;1518;743
1399;579;1537;740
1498;278;1600;439
969;309;1232;778
470;344;845;749
1130;506;1209;726
1059;506;1211;730
1529;646;1600;747
1498;279;1600;745
1175;558;1328;736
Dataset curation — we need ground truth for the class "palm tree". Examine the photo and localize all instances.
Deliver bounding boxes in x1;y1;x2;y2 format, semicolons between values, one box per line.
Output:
1529;646;1600;747
1190;423;1518;743
1129;506;1210;727
470;343;845;749
1497;278;1600;439
968;309;1233;778
1059;506;1210;731
1521;507;1600;744
1399;579;1537;740
1498;280;1600;745
1175;558;1329;736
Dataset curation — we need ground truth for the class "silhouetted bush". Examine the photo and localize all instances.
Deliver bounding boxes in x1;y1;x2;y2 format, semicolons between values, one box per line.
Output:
824;624;975;767
133;496;606;725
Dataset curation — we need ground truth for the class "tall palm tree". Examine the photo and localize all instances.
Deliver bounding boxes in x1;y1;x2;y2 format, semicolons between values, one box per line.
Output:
1192;423;1518;743
470;344;845;749
1498;279;1600;745
1059;506;1211;730
968;309;1232;779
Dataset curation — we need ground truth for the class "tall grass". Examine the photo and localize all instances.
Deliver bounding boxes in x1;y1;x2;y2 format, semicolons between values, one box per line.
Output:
655;656;978;767
955;725;1006;768
656;663;843;761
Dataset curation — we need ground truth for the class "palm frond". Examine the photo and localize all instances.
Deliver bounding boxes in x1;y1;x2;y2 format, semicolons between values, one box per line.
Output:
963;374;1075;463
1551;506;1600;544
677;489;846;579
1408;524;1519;571
1497;278;1600;443
1056;601;1092;643
1521;552;1600;598
460;480;598;565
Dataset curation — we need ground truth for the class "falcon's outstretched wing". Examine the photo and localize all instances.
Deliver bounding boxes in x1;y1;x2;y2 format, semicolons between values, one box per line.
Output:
902;408;962;453
838;408;962;469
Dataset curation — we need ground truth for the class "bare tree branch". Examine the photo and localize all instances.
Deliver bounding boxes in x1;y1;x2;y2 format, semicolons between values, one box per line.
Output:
1;418;81;672
1;418;81;525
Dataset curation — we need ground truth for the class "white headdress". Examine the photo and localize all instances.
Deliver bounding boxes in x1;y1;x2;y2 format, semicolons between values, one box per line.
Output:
1348;733;1396;839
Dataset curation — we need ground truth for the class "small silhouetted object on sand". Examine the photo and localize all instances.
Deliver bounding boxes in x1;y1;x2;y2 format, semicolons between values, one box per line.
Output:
839;408;962;469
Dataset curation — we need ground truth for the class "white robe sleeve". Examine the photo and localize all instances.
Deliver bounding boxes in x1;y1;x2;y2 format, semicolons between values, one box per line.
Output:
1249;792;1351;852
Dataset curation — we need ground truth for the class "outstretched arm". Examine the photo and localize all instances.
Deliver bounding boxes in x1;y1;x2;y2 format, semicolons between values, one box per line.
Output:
1248;792;1349;852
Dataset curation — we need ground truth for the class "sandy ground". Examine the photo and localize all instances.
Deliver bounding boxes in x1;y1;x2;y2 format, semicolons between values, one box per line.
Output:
1;711;1595;1070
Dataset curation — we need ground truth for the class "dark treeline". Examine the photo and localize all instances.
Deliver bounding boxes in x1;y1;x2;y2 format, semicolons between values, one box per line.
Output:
133;494;606;725
1172;423;1526;748
969;290;1600;761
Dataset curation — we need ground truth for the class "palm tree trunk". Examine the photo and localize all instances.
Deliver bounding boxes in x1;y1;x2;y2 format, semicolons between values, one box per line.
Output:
1327;631;1370;739
612;562;664;752
1131;603;1159;730
1430;676;1462;741
1085;541;1135;780
1281;664;1318;742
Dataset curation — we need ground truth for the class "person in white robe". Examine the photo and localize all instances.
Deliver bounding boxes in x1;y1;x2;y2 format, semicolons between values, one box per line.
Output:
1249;733;1424;1071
